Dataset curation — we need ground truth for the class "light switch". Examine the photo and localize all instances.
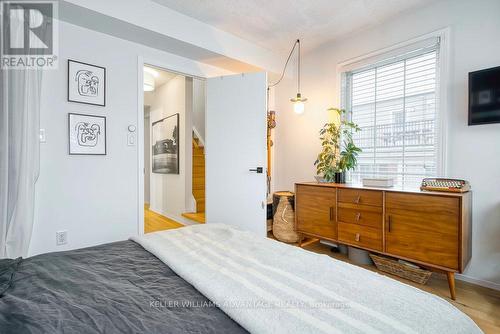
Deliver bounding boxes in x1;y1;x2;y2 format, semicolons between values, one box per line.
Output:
39;129;46;143
127;133;136;146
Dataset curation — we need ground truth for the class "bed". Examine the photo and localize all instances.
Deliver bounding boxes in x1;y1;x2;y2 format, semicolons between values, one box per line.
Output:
0;240;246;334
0;224;482;334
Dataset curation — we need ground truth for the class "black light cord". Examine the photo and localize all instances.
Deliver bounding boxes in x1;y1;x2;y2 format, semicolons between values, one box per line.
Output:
268;39;300;88
297;39;301;94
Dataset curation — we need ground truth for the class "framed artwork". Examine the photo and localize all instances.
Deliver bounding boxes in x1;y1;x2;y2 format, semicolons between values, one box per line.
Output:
68;113;106;155
152;113;179;174
68;59;106;106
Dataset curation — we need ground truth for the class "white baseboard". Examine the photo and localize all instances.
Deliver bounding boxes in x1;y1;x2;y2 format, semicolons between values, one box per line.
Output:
162;211;203;226
456;273;500;291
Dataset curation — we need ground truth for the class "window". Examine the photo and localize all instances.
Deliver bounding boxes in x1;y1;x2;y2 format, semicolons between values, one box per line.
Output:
345;39;441;187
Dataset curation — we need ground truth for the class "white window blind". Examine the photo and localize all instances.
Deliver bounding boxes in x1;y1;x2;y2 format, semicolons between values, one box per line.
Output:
346;40;440;187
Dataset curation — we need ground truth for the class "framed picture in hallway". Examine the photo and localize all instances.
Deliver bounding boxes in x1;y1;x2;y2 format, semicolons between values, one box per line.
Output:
68;59;106;106
68;113;106;155
152;113;179;174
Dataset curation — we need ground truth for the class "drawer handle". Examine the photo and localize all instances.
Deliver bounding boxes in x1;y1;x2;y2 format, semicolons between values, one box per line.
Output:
355;212;361;221
355;233;360;242
354;195;361;204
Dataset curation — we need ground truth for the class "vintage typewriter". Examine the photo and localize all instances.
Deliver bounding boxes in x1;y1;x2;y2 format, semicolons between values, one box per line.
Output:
420;178;471;193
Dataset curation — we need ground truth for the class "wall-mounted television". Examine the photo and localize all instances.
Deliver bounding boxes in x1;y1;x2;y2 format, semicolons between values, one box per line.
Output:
469;66;500;125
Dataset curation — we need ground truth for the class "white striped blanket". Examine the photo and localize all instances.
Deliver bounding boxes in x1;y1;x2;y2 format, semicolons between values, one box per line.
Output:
132;224;482;334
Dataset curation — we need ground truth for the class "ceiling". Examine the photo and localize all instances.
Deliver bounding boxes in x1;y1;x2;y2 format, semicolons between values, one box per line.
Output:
60;1;266;74
152;0;437;55
144;65;177;88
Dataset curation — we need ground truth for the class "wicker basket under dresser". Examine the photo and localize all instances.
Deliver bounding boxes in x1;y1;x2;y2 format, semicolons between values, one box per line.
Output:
295;182;472;300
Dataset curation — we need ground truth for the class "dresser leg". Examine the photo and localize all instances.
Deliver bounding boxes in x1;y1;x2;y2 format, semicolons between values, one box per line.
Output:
446;272;456;300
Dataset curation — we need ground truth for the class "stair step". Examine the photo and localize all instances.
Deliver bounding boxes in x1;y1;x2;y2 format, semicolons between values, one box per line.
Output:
182;212;206;224
193;183;205;190
193;176;205;185
192;134;205;213
193;189;205;199
193;166;205;173
196;198;205;212
193;159;204;167
192;138;201;149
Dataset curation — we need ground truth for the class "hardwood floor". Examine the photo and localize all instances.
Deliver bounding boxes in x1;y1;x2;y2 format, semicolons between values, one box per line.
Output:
144;205;184;233
301;240;500;333
181;212;206;223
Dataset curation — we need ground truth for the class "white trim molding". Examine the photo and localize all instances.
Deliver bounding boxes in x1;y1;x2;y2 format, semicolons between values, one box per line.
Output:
137;55;213;236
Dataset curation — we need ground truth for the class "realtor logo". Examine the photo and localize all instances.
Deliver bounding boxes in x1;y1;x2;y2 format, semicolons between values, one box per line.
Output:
1;1;58;69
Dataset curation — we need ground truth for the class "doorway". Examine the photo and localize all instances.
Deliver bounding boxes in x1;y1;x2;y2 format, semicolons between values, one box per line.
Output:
142;64;206;233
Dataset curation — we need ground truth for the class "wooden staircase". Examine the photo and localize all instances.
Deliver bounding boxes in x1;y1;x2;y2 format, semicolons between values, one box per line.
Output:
182;136;206;223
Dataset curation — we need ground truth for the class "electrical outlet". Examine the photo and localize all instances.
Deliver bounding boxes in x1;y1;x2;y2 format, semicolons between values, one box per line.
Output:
56;231;67;246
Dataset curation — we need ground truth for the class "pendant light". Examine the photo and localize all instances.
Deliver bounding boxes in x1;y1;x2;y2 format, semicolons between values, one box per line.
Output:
268;39;308;114
290;39;307;114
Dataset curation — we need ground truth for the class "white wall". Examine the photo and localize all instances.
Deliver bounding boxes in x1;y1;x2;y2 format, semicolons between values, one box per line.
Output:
29;20;230;256
148;75;194;220
192;78;206;143
274;0;500;289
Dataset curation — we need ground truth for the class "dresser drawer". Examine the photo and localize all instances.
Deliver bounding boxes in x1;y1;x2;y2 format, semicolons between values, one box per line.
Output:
338;222;382;251
386;193;459;216
337;204;382;228
338;189;382;207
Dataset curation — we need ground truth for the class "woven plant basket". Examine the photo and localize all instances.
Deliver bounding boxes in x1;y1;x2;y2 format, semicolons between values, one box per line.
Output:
370;254;432;284
272;194;299;243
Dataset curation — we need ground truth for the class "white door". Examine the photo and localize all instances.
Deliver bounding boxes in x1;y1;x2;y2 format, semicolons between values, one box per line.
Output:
205;72;267;236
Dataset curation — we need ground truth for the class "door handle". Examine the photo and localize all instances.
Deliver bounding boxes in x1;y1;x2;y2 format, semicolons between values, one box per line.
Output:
249;167;263;173
354;195;361;204
387;215;392;232
329;207;334;221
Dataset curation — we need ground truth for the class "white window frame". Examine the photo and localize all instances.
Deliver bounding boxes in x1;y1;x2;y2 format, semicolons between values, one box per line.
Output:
336;28;450;180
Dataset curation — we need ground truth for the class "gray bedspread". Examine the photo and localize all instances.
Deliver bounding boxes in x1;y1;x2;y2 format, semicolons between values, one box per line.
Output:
0;240;247;334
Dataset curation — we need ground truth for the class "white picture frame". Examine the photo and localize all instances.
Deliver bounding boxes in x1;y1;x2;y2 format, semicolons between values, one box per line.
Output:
68;59;106;106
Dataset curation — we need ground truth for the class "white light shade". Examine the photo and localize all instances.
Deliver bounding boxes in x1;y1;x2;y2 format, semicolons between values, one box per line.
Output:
293;100;305;114
144;72;155;92
291;93;307;114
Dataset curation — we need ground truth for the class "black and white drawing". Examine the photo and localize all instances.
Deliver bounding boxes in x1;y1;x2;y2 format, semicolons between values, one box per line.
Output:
152;114;179;174
68;60;106;106
68;113;106;155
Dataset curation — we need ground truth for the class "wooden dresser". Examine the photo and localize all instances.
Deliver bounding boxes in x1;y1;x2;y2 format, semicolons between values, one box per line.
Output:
295;182;472;300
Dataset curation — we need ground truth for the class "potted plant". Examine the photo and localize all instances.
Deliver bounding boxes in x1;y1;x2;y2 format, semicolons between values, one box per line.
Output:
314;108;361;183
